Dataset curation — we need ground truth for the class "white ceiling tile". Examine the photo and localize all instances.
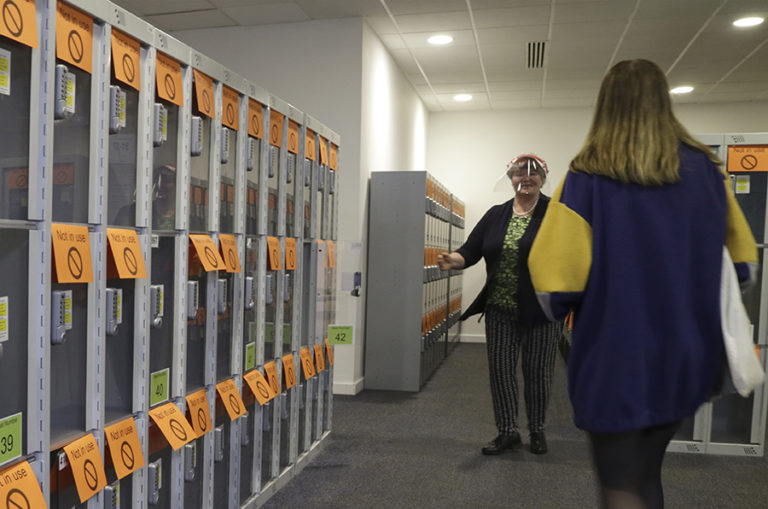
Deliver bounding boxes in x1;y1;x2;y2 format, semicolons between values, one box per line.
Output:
472;6;551;28
477;26;550;45
221;3;310;25
489;81;542;92
486;68;544;81
541;96;595;108
544;79;600;90
295;0;385;18
387;49;422;75
383;0;467;16
419;83;488;94
366;16;399;34
543;88;596;100
634;0;729;20
553;0;636;23
147;10;236;31
412;45;481;73
711;81;768;94
440;93;492;110
392;11;471;32
210;0;294;7
398;30;477;48
112;0;215;16
424;71;487;84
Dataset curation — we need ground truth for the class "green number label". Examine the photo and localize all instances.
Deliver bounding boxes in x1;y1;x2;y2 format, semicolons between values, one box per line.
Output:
328;325;354;345
150;368;170;406
0;412;22;464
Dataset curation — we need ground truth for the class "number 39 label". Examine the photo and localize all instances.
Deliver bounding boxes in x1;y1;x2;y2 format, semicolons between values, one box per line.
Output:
0;412;22;464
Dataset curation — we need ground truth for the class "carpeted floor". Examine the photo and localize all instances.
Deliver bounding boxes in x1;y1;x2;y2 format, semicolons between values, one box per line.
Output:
263;343;768;508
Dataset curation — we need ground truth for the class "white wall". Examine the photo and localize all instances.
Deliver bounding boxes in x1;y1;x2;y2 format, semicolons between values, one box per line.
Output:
173;19;429;395
427;101;768;342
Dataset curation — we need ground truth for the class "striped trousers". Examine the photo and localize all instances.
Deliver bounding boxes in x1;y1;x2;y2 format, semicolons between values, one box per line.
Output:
484;308;561;434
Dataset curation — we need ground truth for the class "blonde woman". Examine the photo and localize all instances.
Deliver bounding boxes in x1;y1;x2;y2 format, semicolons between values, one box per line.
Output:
529;60;757;508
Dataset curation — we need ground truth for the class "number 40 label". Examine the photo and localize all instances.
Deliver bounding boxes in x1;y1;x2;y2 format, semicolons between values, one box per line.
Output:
150;369;170;407
0;412;22;464
327;325;354;345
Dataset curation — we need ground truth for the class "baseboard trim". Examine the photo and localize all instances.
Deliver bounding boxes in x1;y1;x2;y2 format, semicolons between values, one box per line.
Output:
333;377;364;395
461;333;486;344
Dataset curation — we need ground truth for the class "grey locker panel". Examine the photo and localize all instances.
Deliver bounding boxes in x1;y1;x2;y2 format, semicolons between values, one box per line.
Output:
50;282;88;445
51;450;84;509
239;402;257;504
152;103;179;231
286;153;296;237
267;188;277;237
107;87;139;226
265;270;277;362
189;118;211;233
300;243;312;348
244;236;260;366
246;139;261;236
216;272;234;381
186;271;207;393
298;382;309;454
212;416;231;504
260;400;274;485
220;135;237;233
104;277;136;423
183;437;204;508
52;65;91;224
149;235;174;381
279;389;294;470
0;40;31;220
731;171;766;244
0;229;28;463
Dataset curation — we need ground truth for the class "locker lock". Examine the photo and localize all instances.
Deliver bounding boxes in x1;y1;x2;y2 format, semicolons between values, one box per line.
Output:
268;145;278;178
304;159;312;187
104;480;120;509
214;426;225;462
191;116;203;157
105;288;123;336
148;459;162;505
109;86;127;134
286;154;294;184
51;290;73;344
265;273;273;306
221;127;230;164
184;442;197;482
284;273;292;303
150;284;164;328
244;276;255;310
329;170;336;195
247;138;257;172
217;278;228;315
54;64;76;120
187;281;199;320
241;413;250;446
316;166;325;191
153;103;168;147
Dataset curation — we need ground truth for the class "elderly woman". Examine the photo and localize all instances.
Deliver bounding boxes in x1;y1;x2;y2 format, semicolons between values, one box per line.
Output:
438;154;561;455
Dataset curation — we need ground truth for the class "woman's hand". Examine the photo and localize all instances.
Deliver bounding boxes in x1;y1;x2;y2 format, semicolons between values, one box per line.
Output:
437;251;465;271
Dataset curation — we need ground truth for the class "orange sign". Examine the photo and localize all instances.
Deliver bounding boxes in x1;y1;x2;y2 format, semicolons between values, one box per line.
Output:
185;389;212;438
282;354;297;389
305;129;316;161
269;110;284;148
325;338;334;366
104;417;145;480
313;344;326;372
243;369;277;405
216;379;247;421
6;167;27;189
222;86;239;130
189;234;225;272
263;360;280;394
63;433;107;503
156;52;183;107
285;238;297;270
319;136;329;166
330;143;338;171
0;0;36;48
728;145;768;172
218;234;241;273
299;347;316;379
148;402;195;450
287;120;299;155
327;240;336;269
248;99;264;139
267;236;281;270
106;228;147;279
193;69;215;118
56;2;92;73
0;460;47;508
52;223;93;283
111;30;140;90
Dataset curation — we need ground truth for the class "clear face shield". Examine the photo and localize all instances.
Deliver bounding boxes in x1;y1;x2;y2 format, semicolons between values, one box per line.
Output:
493;154;549;194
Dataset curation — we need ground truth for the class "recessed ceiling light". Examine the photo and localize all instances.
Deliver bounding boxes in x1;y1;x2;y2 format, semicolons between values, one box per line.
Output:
733;17;764;27
453;94;472;102
428;34;453;45
670;86;694;94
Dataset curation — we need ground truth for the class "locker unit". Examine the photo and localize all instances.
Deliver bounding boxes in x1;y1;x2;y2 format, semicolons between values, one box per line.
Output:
0;0;339;507
668;133;768;458
447;196;465;354
365;172;460;391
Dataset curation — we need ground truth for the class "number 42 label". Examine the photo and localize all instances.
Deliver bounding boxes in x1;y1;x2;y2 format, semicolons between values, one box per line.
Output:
0;412;22;464
327;325;354;345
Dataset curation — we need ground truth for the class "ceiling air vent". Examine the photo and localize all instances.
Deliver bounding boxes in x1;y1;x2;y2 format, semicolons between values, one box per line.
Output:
527;41;547;69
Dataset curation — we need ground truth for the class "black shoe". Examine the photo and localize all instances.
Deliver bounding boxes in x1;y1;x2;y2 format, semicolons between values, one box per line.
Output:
481;432;521;455
529;431;547;454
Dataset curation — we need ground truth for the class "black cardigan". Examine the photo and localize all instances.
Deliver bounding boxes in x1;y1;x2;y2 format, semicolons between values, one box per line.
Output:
456;195;551;326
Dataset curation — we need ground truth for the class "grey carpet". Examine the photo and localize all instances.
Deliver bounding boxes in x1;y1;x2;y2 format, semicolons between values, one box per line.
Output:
263;343;768;508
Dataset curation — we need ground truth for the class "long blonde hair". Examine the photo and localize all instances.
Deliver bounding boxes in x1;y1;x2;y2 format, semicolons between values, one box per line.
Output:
570;59;720;186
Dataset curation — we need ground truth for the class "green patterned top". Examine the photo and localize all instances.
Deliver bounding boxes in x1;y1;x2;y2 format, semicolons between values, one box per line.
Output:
487;214;532;315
